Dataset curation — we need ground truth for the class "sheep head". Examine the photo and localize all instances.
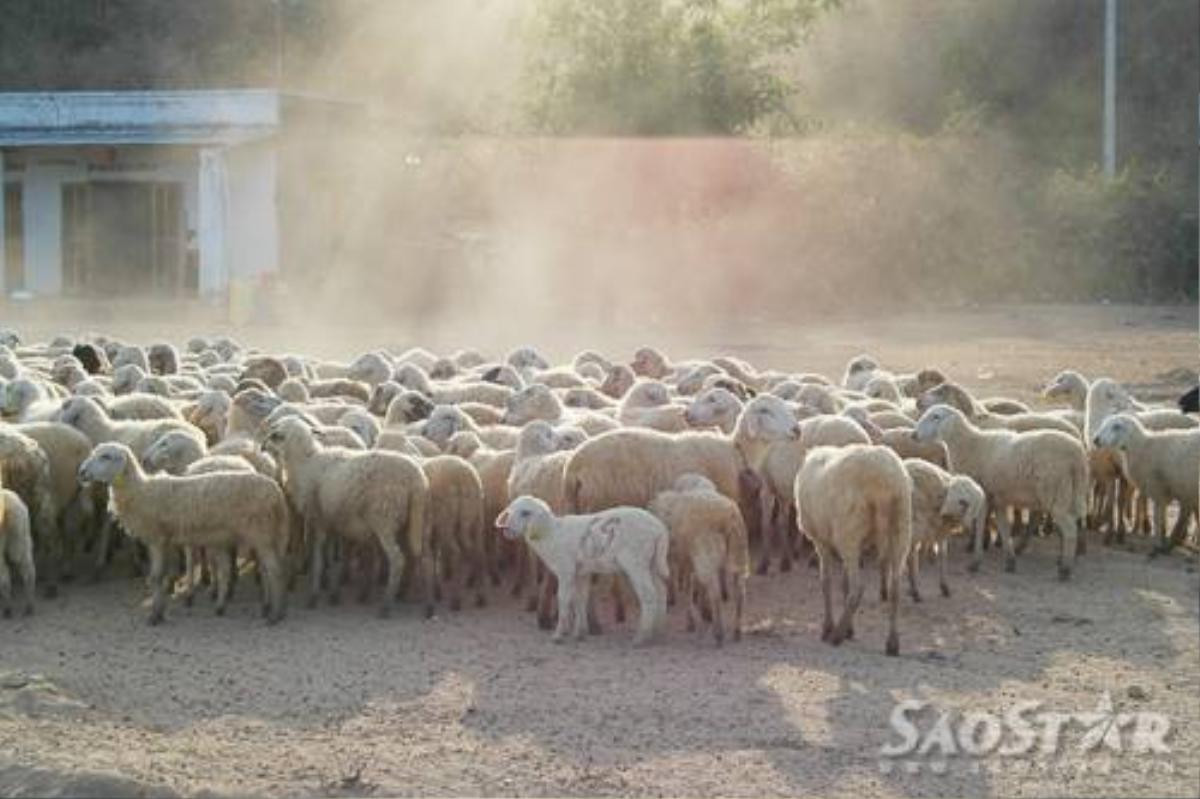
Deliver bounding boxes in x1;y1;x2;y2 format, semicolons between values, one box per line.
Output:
495;495;554;542
913;405;964;442
79;442;137;486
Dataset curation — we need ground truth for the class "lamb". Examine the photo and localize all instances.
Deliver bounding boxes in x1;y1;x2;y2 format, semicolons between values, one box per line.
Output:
649;474;749;645
903;460;985;601
1092;414;1200;553
913;405;1088;579
262;417;430;616
78;442;288;624
599;364;636;399
0;488;35;617
446;431;515;587
841;355;881;392
2;378;62;422
58;396;203;457
423;455;487;610
495;495;669;645
794;444;912;655
683;387;745;434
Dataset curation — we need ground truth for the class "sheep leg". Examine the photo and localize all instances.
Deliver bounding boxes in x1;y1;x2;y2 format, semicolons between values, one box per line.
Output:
628;570;661;647
213;550;233;617
257;545;286;624
702;572;724;647
754;490;775;576
512;544;530;600
32;500;60;599
1053;511;1078;580
731;573;744;642
0;554;12;618
376;533;406;619
1114;476;1130;542
536;572;557;630
1013;509;1033;555
180;547;199;607
147;544;168;625
524;559;542;613
831;545;863;646
885;560;901;657
306;520;325;609
1136;492;1150;536
552;576;574;643
442;538;463;613
937;543;950;598
906;547;922;603
684;572;698;633
968;500;989;572
1168;504;1193;548
611;575;627;624
813;541;835;642
571;578;590;641
995;509;1016;572
1149;499;1169;556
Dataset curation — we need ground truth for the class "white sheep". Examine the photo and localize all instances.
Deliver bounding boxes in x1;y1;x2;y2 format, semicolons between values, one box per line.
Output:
77;442;288;624
794;444;912;655
1093;414;1200;553
422;454;487;611
649;474;749;645
423;404;519;450
903;460;985;601
914;405;1088;579
58;396;203;457
496;495;669;645
262;417;430;617
0;488;35;617
617;379;689;432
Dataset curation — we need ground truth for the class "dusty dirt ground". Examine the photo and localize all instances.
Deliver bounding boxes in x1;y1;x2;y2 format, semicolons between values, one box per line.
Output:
0;302;1197;798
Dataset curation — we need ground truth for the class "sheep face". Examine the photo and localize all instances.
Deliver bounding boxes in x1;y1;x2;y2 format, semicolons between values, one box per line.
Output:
387;391;435;425
369;383;402;416
554;426;587;451
481;364;524;390
684;388;741;428
494;495;554;541
505;385;556;426
394;364;433;395
2;379;39;415
625;380;671;409
913;405;962;442
600;365;635;399
506;347;549;372
261;417;314;456
1044;370;1084;402
1093;414;1136;450
916;382;965;414
340;411;380;448
738;395;801;441
58;396;101;428
79;442;134;485
111;364;145;394
675;364;720;395
1091;379;1137;413
141;432;200;474
516;420;557;457
630;347;668;379
423;406;467;445
941;476;984;528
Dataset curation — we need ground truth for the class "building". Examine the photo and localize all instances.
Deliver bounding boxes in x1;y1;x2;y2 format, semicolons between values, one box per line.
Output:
0;89;352;299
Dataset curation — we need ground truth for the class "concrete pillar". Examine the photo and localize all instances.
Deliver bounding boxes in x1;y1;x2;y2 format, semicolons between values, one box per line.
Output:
197;147;228;295
0;149;6;295
22;162;74;295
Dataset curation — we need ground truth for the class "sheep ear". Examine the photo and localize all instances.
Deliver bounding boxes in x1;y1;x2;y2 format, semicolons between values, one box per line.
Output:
494;509;510;529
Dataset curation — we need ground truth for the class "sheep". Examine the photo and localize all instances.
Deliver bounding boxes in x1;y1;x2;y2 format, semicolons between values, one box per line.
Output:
560;386;616;411
563;395;800;562
1180;386;1199;414
2;378;62;422
239;356;288;389
841;354;881;392
479;363;525;390
683;387;744;434
600;364;635;399
104;393;181;421
507;421;574;619
453;348;487;369
618;379;688;432
918;381;1080;438
794;444;912;655
307;378;371;404
78;442;288;624
423;404;518;450
446;431;515;587
675;364;722;395
649;474;749;645
0;488;35;617
111;345;150;373
0;424;99;594
346;351;394;386
71;343;108;375
262;417;430;617
755;414;871;574
507;346;550;374
423;455;486;611
383;390;436;425
277;378;310;403
141;430;275;478
496;495;669;645
903;460;985;601
429;357;458;380
146;343;180;375
339;408;381;449
896;367;947;398
913;405;1088;579
864;374;902;403
1093;414;1200;553
58;396;203;457
502;384;617;436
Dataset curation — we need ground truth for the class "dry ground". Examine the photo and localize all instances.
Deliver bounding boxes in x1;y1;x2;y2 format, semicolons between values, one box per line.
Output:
0;302;1197;798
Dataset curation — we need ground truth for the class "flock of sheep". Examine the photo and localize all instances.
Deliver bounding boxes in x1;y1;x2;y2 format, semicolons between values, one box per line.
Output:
0;329;1196;657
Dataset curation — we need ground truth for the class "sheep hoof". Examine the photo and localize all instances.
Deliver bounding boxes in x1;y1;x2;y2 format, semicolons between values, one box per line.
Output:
523;596;538;613
1004;558;1016;573
551;632;566;644
306;594;319;610
910;591;922;603
474;593;487;608
1057;565;1072;581
147;613;163;626
377;604;391;619
732;627;741;643
424;604;435;620
780;557;792;573
2;607;11;619
967;560;981;574
329;591;342;607
820;624;834;642
885;634;900;657
940;584;951;598
22;604;33;617
214;605;226;617
755;561;769;577
449;597;463;612
537;613;555;631
42;584;59;600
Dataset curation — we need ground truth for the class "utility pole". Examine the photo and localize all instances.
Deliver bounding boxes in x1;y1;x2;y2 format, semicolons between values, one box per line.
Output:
1103;0;1117;177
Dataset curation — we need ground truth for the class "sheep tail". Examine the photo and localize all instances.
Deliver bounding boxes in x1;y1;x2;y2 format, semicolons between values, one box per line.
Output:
875;495;905;574
564;471;583;515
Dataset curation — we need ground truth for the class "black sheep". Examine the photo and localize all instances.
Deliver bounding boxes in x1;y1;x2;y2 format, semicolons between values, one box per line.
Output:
1179;386;1199;414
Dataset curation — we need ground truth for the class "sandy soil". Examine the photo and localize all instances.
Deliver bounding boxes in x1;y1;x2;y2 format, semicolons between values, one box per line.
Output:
0;302;1197;798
